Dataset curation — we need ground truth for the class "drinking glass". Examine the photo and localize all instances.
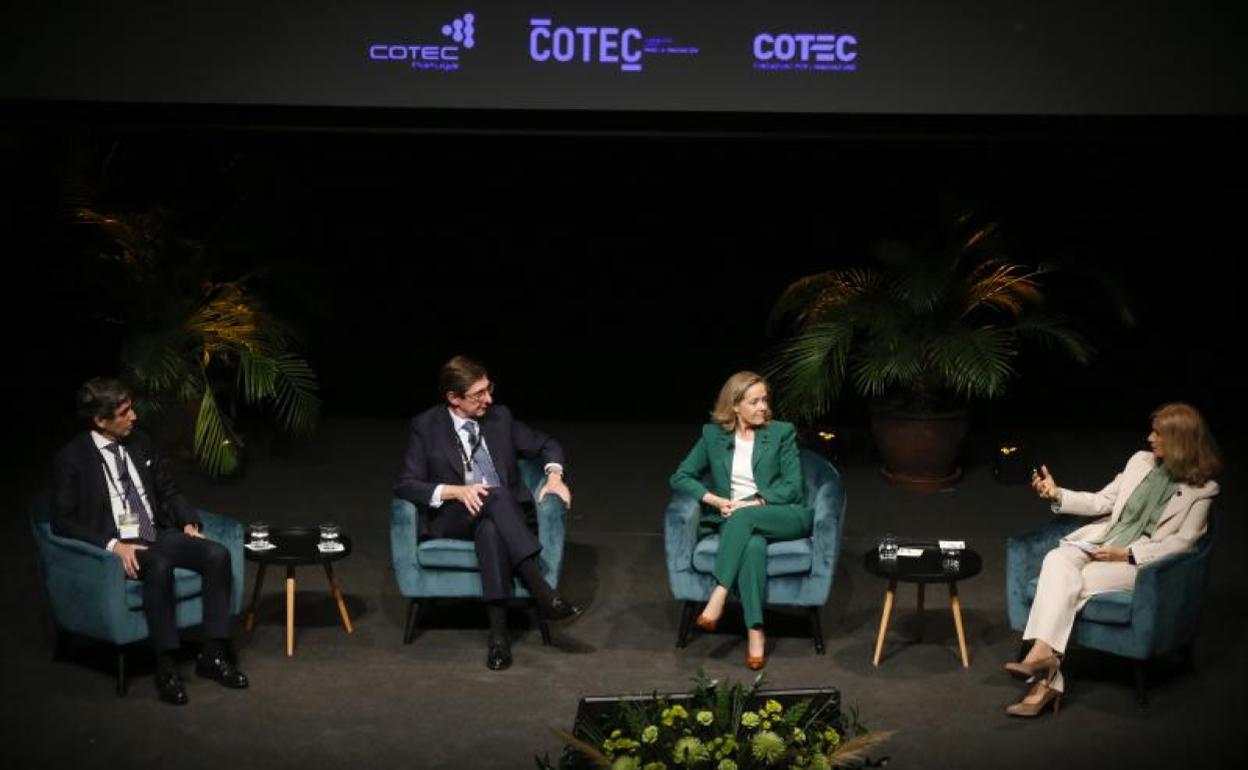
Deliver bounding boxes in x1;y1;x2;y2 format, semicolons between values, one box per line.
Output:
248;521;269;547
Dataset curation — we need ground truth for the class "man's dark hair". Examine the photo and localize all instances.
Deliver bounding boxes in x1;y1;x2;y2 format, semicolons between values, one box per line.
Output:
438;356;489;398
76;378;132;426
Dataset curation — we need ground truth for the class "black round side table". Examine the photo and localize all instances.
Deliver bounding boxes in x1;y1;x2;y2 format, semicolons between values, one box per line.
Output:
243;526;354;656
863;545;982;668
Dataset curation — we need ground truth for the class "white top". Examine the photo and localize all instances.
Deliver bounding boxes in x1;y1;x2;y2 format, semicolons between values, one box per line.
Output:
730;432;759;501
90;431;152;551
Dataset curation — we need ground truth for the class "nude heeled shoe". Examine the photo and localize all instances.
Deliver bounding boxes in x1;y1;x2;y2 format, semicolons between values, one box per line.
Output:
1005;684;1062;717
1003;655;1059;684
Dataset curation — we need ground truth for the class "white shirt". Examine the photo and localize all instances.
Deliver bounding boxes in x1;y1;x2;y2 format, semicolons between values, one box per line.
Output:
91;431;153;552
428;409;564;507
730;432;759;501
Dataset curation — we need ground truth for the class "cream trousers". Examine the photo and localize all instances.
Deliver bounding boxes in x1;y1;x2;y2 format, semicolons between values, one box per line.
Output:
1022;544;1137;692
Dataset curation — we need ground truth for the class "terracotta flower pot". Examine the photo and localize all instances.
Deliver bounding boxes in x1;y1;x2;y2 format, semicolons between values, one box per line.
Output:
869;406;969;492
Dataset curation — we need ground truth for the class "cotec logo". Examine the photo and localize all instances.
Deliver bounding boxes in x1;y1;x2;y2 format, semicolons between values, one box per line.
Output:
753;31;858;72
368;12;475;71
529;18;644;72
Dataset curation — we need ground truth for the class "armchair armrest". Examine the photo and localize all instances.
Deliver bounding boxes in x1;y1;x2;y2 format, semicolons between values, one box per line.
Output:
1004;517;1085;630
390;498;421;590
664;493;702;578
520;458;568;586
1006;518;1086;574
196;510;245;613
1129;547;1208;655
533;491;567;588
808;477;845;578
35;524;131;641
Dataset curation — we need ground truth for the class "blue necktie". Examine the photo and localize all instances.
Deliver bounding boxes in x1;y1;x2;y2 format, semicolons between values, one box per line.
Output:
105;443;157;541
462;421;502;487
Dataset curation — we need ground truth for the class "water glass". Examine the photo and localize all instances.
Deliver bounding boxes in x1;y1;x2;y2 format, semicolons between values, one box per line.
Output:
248;521;269;547
878;533;898;561
941;544;962;572
319;522;341;545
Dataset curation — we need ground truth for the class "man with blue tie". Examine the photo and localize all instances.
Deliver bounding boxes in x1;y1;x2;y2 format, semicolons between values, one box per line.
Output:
395;356;582;670
51;378;248;704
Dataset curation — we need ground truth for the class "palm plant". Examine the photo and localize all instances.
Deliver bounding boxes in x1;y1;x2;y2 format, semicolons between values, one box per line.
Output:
72;201;320;478
766;208;1096;422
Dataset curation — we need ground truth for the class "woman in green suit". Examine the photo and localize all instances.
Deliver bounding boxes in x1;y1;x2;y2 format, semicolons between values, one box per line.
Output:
670;371;813;669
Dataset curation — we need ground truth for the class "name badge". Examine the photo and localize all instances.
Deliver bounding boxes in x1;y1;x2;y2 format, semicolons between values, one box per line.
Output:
119;523;140;540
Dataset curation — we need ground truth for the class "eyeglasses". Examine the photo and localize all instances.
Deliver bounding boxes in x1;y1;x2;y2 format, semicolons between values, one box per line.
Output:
461;382;495;402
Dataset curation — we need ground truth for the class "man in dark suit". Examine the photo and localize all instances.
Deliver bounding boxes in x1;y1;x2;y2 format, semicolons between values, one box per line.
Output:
395;355;582;670
52;378;248;704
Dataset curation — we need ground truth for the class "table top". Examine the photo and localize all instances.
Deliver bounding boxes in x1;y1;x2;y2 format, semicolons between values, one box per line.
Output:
243;526;353;565
862;544;982;583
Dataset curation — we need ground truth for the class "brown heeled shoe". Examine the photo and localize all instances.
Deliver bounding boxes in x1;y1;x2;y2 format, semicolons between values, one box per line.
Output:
746;653;766;670
1004;655;1059;684
695;614;719;632
1005;684;1061;717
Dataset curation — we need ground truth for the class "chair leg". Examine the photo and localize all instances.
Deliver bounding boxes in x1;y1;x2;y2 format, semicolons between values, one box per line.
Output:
115;647;128;697
1134;660;1148;707
808;607;826;655
529;602;553;646
403;599;421;645
677;601;697;648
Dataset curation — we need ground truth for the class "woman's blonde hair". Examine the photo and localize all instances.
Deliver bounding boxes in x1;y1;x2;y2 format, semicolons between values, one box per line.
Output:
710;371;771;431
1153;403;1222;485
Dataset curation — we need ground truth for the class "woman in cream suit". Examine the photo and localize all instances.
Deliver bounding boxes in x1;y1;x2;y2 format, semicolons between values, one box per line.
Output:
1007;402;1222;716
670;371;813;670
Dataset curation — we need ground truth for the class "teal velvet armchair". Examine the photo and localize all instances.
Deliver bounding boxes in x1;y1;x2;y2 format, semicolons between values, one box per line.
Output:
390;458;568;645
664;449;846;653
29;493;245;694
1006;514;1215;704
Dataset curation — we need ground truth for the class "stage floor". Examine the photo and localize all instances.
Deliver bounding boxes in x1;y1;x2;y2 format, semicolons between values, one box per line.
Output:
5;419;1245;769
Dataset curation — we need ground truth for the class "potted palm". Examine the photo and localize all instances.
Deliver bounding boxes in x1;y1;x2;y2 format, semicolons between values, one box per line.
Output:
72;199;321;479
765;207;1097;491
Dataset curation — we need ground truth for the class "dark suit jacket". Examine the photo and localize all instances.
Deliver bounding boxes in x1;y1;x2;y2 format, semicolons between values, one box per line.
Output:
394;404;564;538
51;429;199;550
669;420;812;530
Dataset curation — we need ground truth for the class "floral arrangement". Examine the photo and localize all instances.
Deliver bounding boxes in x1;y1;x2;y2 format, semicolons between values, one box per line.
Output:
538;671;892;769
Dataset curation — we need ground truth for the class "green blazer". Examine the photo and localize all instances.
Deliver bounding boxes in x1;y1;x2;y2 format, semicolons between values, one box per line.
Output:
670;420;807;509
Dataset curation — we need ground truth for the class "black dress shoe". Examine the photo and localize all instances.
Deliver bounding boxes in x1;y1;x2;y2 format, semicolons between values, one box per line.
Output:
195;653;249;689
486;635;512;671
540;596;586;623
155;672;189;705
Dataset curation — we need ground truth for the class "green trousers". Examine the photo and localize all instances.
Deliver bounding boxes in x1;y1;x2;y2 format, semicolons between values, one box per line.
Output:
707;503;812;628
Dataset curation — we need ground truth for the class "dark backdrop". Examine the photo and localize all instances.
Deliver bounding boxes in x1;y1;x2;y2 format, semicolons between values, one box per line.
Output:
2;116;1245;449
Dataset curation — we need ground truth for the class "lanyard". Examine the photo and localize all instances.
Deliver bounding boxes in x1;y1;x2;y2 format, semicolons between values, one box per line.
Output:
97;445;135;519
454;423;484;472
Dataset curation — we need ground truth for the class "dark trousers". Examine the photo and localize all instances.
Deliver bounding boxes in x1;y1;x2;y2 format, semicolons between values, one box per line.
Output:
427;492;542;602
131;530;233;652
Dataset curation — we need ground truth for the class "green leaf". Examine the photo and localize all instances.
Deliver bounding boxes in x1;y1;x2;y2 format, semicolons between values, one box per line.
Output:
272;354;321;437
194;387;241;478
764;321;853;421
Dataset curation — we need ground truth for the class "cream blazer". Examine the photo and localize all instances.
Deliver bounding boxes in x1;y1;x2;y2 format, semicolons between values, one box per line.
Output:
1054;450;1218;566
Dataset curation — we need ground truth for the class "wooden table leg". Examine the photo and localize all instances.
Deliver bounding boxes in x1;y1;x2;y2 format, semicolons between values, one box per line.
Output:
873;580;897;666
949;581;970;668
323;562;354;634
244;562;268;632
286;566;296;657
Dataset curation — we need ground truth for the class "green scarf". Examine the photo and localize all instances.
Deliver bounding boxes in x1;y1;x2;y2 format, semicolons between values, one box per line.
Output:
1093;463;1177;548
